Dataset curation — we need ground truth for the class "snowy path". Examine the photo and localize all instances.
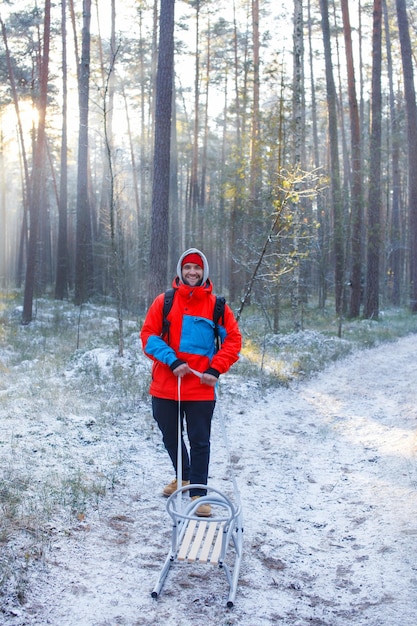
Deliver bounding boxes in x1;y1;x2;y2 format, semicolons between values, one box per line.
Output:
5;334;417;625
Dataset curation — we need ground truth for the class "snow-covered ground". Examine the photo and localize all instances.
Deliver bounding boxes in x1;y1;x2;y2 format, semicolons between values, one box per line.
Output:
1;315;417;625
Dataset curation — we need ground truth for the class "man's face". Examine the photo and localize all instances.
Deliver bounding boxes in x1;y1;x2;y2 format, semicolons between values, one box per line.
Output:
182;263;204;286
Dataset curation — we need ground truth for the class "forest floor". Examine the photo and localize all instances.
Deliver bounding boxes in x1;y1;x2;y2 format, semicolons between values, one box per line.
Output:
1;303;417;625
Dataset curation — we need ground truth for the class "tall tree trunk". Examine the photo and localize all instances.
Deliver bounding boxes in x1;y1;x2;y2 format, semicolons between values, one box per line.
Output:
308;0;327;309
150;0;159;159
319;0;344;317
55;0;69;300
74;0;94;305
218;68;229;295
199;14;211;244
229;0;248;302
395;0;417;312
249;0;261;215
22;0;51;324
332;1;350;317
291;0;303;331
148;0;175;302
248;0;261;291
169;77;180;274
383;0;401;305
137;5;149;307
104;48;125;356
189;0;200;241
229;0;244;303
307;0;319;171
364;0;382;319
68;0;80;72
94;0;115;297
341;0;363;318
273;76;286;333
239;0;257;303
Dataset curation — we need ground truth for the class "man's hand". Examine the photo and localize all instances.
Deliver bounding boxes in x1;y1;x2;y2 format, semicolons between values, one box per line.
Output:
200;372;218;387
172;363;192;378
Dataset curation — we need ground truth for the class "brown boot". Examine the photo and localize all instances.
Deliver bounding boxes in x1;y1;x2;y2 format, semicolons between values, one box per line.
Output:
191;495;212;517
162;479;190;497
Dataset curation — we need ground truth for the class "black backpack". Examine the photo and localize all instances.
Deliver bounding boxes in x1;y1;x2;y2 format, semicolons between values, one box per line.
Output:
162;288;225;350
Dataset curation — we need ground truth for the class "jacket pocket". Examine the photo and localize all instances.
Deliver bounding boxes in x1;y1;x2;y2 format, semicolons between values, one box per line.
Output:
179;315;215;358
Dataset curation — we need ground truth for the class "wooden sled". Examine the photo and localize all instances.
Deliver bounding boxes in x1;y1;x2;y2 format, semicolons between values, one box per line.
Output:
151;484;243;608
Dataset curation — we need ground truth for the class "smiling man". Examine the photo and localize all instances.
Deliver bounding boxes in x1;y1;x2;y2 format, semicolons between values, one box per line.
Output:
181;253;204;287
140;247;241;517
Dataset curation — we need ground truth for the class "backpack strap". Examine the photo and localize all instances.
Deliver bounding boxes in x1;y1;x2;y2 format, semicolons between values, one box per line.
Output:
213;296;226;351
213;296;225;325
162;288;175;340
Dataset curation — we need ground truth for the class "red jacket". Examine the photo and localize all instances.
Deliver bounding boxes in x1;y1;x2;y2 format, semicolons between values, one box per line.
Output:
140;279;241;400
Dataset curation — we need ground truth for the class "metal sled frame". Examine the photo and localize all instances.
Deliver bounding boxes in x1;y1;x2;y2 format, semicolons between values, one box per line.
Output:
151;483;243;608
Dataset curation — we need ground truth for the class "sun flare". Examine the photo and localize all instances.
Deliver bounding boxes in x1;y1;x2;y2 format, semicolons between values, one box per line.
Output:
1;100;39;146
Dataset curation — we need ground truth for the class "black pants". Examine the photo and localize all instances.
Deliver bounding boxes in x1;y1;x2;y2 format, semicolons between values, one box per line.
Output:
152;397;215;497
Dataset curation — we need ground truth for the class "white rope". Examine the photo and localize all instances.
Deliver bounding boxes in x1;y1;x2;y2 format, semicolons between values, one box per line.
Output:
176;376;182;510
189;369;242;508
215;386;242;508
189;368;203;379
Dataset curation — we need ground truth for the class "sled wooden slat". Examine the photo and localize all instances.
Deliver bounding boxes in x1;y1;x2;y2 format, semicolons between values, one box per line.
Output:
177;519;226;564
210;523;224;565
199;521;218;563
187;521;207;561
177;520;197;561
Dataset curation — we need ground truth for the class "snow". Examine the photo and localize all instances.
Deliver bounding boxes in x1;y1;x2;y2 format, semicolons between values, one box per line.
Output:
1;307;417;625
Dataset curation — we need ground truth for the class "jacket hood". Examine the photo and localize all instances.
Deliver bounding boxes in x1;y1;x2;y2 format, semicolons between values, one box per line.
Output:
176;248;209;284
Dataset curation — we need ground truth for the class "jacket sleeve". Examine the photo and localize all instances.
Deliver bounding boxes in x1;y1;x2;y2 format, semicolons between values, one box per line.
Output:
208;303;241;375
140;294;179;368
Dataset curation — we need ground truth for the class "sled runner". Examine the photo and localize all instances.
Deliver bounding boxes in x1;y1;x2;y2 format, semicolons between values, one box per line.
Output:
151;374;243;608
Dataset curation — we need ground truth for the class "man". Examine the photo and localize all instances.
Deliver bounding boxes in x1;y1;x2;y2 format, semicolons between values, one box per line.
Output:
140;248;241;516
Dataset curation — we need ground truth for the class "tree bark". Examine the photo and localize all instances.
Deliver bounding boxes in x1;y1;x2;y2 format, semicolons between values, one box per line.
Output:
188;0;200;241
74;0;94;306
319;0;344;316
229;0;242;303
395;0;417;312
148;0;175;302
291;0;303;331
364;0;382;319
55;0;69;300
341;0;363;318
383;0;401;306
22;0;51;324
